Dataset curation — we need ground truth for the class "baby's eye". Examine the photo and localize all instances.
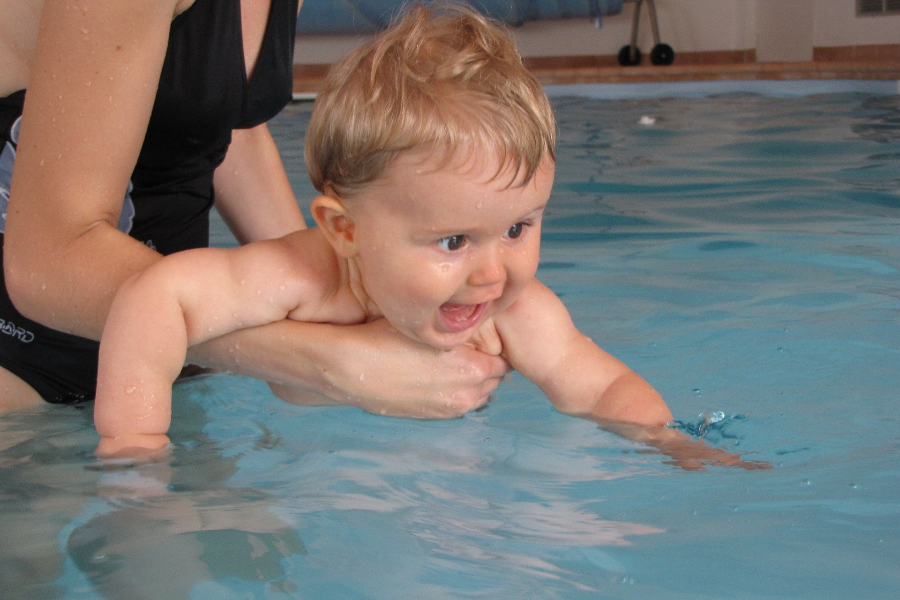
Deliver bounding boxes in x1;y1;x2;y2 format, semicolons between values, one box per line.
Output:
437;235;467;251
505;223;526;239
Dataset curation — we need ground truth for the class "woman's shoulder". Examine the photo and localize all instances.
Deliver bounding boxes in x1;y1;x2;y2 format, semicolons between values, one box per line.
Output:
0;0;199;97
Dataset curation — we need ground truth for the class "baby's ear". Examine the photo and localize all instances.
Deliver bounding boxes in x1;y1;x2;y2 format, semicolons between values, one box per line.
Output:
311;195;357;257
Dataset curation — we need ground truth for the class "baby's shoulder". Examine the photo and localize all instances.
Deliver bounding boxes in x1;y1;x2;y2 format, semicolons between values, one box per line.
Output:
275;230;368;326
489;278;576;355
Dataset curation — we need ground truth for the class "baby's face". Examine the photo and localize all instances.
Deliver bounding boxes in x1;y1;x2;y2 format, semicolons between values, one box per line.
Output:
346;150;554;350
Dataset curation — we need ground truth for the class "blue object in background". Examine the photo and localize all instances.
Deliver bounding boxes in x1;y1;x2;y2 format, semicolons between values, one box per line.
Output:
297;0;624;34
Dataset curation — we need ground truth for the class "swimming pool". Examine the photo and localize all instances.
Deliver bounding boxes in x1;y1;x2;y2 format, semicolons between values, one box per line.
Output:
2;82;898;599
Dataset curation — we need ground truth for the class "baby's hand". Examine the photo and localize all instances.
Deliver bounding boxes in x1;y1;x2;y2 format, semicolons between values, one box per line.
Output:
95;433;172;459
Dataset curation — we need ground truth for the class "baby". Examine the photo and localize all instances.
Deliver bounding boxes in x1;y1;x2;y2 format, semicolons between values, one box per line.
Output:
95;4;677;457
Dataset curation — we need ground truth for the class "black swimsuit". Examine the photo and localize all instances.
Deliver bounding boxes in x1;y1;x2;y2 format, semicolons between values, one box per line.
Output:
0;0;299;403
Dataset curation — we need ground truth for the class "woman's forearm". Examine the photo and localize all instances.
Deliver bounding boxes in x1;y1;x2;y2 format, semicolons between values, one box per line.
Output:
187;317;510;419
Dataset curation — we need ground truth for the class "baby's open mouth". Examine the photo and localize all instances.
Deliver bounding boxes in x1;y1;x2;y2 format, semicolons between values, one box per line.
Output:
439;302;487;332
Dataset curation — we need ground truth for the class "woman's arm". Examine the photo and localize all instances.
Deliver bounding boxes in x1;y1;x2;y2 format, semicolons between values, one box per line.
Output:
213;123;308;244
189;317;509;419
4;0;185;340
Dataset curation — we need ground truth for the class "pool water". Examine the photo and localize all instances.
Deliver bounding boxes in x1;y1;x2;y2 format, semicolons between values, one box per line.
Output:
2;85;899;599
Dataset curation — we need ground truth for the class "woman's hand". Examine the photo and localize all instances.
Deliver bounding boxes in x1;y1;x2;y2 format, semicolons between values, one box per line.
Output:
189;317;510;419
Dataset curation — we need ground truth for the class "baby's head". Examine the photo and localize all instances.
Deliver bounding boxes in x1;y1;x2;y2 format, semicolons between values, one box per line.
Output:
305;2;556;197
306;3;557;350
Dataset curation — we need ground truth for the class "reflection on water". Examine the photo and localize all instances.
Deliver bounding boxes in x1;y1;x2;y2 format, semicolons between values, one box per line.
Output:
1;389;305;600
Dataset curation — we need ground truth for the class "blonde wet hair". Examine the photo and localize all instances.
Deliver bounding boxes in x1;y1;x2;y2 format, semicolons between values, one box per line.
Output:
305;2;556;196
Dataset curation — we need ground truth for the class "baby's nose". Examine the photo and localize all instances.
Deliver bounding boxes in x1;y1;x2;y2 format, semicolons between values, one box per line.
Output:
467;249;505;287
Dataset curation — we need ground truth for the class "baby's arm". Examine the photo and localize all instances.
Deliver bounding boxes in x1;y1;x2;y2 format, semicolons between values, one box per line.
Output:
496;281;770;470
496;280;672;426
94;231;334;456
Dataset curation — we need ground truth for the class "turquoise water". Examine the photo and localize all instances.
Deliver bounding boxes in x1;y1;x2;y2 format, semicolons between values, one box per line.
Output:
2;85;899;599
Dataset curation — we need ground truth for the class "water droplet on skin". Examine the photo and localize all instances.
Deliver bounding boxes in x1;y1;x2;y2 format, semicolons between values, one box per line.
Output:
125;386;136;394
359;373;365;381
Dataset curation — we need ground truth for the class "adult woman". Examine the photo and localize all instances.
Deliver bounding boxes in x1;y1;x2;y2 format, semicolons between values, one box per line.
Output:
0;0;507;414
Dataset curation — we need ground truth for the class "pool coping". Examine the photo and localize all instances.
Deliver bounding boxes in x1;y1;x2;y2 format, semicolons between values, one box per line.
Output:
294;60;900;101
542;78;900;99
